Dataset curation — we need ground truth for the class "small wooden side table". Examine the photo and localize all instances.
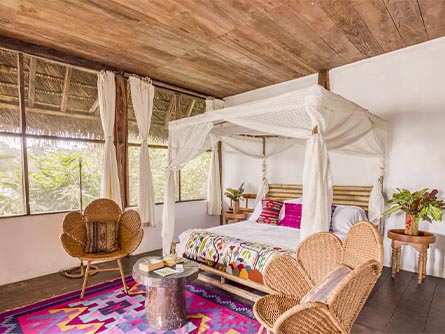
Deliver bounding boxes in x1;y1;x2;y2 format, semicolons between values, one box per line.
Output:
224;212;247;224
387;229;436;284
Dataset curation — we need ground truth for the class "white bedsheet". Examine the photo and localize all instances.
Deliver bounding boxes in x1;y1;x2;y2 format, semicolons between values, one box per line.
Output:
177;221;301;257
176;205;368;257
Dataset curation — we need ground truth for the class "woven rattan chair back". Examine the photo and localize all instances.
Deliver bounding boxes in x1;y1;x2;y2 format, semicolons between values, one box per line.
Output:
84;198;122;223
342;221;384;270
296;232;343;285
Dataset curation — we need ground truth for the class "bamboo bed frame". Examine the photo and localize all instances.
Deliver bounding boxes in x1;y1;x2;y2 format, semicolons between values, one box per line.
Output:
195;183;373;302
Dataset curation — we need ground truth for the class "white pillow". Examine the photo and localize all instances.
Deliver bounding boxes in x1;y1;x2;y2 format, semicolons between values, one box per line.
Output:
249;198;302;222
331;205;368;235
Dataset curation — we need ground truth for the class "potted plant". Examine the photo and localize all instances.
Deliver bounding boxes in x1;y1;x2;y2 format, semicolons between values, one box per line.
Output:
384;188;444;236
224;183;245;214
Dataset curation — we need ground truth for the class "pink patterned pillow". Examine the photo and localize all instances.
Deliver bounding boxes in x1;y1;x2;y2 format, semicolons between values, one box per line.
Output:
279;203;302;229
256;199;283;225
279;204;337;230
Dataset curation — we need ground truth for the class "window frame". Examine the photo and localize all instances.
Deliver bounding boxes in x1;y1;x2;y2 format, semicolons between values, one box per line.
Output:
127;142;210;206
0;49;208;219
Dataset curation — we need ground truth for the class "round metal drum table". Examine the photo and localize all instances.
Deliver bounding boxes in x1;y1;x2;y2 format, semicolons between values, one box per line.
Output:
132;257;199;330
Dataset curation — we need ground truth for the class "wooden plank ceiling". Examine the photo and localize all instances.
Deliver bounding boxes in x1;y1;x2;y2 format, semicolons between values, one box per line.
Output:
0;0;443;98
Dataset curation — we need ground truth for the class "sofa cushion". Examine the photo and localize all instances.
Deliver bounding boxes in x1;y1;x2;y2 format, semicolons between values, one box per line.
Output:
301;265;352;304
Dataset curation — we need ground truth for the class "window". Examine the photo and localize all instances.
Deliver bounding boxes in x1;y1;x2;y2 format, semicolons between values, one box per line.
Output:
180;152;211;201
0;47;209;218
0;136;24;216
0;49;103;216
27;139;102;213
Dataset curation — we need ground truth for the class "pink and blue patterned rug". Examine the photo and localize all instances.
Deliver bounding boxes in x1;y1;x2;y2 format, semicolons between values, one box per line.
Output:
0;276;260;334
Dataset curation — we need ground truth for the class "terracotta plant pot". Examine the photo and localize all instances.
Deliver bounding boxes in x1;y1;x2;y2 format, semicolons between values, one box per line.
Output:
233;200;240;214
405;213;420;236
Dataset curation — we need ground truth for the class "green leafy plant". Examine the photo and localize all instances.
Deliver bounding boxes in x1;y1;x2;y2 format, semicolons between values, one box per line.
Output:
224;183;245;202
384;188;444;223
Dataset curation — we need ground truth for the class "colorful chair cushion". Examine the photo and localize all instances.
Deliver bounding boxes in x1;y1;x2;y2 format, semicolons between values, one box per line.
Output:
85;221;120;253
279;203;303;229
301;265;352;304
256;199;284;225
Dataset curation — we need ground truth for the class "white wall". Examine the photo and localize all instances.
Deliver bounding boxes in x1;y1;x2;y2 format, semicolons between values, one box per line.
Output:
223;37;445;277
0;201;219;285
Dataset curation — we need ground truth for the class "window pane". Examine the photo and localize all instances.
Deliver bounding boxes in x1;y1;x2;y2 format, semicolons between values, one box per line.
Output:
128;145;139;206
0;136;24;216
24;56;103;140
129;146;170;206
27;139;102;213
180;152;210;201
0;49;20;133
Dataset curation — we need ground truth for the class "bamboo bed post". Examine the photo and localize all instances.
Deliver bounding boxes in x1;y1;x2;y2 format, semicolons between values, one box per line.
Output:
218;140;223;225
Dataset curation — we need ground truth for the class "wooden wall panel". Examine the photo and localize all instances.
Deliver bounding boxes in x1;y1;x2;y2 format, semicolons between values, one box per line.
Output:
0;0;443;98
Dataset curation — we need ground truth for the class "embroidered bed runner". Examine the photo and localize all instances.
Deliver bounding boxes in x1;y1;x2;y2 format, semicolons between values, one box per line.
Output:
183;230;294;284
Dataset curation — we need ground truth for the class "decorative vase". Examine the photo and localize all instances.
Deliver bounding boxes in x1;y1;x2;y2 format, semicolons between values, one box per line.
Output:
233;200;240;214
405;213;420;236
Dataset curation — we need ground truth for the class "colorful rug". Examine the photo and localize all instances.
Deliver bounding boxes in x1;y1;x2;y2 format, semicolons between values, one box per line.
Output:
0;276;260;334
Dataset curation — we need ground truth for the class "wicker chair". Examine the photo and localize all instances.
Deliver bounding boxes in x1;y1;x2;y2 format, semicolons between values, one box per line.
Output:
61;199;144;299
253;221;383;334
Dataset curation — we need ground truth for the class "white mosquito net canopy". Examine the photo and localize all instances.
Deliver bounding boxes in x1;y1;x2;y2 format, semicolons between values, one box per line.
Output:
161;84;386;254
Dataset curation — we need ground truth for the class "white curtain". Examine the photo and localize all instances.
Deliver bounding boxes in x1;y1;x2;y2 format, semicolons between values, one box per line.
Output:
98;71;122;207
300;130;333;240
206;99;224;215
368;158;385;225
129;76;156;226
206;98;225;112
162;122;214;255
256;158;269;203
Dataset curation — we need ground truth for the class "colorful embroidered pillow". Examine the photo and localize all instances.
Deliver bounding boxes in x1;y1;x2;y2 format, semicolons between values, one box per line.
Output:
279;203;303;229
301;265;352;304
256;199;284;225
279;204;337;230
85;221;120;253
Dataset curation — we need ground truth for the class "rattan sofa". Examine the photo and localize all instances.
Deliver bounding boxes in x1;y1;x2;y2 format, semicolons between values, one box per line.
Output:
253;221;383;334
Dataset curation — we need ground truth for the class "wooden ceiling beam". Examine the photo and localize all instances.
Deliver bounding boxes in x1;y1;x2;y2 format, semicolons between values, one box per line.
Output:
318;70;330;91
0;35;115;73
164;95;176;127
0;63;97;89
60;66;72;111
186;99;196;117
88;98;99;114
0;100;98;121
28;58;37;107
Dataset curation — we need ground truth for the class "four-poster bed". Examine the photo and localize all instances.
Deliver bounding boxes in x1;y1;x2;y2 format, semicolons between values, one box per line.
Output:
176;183;372;302
161;84;386;300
